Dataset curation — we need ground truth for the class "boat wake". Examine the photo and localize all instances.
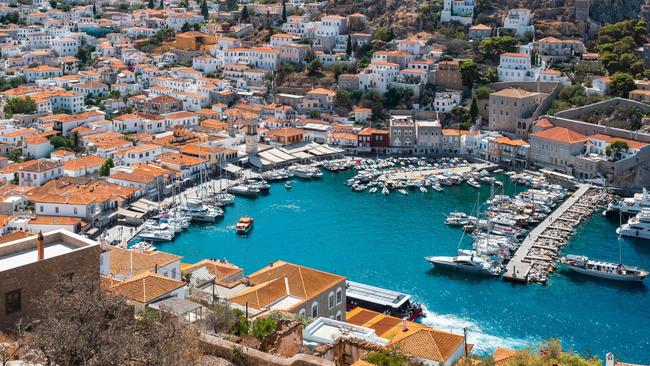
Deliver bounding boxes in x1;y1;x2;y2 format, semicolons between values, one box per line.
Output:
419;305;531;354
267;203;303;212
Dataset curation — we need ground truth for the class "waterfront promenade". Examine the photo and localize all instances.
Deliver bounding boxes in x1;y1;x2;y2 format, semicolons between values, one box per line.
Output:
503;184;592;283
378;162;495;181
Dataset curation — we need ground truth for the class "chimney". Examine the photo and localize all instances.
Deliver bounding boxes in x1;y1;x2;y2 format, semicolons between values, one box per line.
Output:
37;231;44;261
606;353;615;366
401;317;408;332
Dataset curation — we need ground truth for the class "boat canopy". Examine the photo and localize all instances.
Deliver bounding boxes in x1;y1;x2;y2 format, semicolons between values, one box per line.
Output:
346;280;411;309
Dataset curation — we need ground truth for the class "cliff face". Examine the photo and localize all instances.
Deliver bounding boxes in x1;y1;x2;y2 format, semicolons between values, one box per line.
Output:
588;0;645;24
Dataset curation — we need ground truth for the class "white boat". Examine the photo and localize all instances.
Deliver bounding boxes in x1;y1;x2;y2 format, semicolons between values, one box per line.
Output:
445;212;477;226
617;209;650;240
284;181;292;190
560;255;648;282
467;179;481;189
398;189;408;195
228;185;260;197
431;184;443;192
369;187;378;194
247;178;271;192
420;186;428;193
139;223;175;242
214;192;235;205
181;198;224;223
606;188;650;216
131;241;156;251
425;254;501;276
382;187;390;196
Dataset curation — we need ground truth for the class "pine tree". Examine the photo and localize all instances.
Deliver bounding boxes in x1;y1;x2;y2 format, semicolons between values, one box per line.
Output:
281;0;287;23
201;0;209;20
346;34;352;56
240;5;249;22
92;3;96;17
159;0;163;8
469;96;479;124
148;0;154;9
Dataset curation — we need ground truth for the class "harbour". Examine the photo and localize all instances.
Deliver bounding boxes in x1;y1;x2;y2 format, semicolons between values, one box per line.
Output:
141;167;650;362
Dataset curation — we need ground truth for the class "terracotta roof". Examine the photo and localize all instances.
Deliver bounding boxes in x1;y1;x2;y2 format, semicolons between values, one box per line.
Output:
184;259;243;282
109;171;155;184
501;52;528;58
108;247;182;277
589;134;648;150
18;159;62;173
469;23;492;30
0;231;36;245
388;328;464;362
535;118;554;128
492;136;528;146
63;155;107;171
29;215;81;225
23;135;50;145
493;347;517;365
108;272;185;303
490;88;539;99
530;126;588;144
230;260;345;311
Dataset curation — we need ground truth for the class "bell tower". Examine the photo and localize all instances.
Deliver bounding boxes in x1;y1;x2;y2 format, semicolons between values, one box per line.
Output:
245;121;258;155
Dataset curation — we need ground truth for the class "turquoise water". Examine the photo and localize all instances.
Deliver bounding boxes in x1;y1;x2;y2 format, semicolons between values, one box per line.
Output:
153;171;650;362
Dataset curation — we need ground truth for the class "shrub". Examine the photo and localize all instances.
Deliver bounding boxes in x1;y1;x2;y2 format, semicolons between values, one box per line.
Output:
250;317;277;340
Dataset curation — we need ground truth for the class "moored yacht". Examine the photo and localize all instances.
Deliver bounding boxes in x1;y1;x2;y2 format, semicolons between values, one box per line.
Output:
560;255;648;282
606;188;650;217
617;209;650;240
181;198;224;223
425;254;501;276
228;185;260;196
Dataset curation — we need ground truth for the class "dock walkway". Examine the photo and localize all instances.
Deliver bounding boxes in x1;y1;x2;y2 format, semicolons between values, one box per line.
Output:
503;184;592;283
378;163;494;181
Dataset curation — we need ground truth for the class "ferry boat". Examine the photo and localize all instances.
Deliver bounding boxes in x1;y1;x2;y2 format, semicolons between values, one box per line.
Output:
605;188;650;217
425;253;502;276
616;209;650;240
345;280;424;321
235;217;254;235
560;255;648;282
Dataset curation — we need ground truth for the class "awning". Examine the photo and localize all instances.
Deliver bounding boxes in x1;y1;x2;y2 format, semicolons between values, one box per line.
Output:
117;208;145;219
218;163;242;174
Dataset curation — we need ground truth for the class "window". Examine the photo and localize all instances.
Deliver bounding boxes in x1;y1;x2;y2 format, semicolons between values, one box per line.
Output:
328;291;335;309
5;289;21;315
39;206;43;213
74;207;77;215
311;302;319;318
336;288;343;305
299;308;306;317
55;207;59;214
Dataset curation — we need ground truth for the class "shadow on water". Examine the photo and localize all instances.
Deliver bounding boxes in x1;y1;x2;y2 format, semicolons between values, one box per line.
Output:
424;267;498;283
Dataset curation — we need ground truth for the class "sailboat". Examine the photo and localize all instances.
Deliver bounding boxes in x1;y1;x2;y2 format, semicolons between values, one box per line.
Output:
561;214;648;282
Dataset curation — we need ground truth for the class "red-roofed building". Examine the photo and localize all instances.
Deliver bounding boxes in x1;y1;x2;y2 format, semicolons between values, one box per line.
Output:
357;128;389;153
530;126;588;171
487;136;530;167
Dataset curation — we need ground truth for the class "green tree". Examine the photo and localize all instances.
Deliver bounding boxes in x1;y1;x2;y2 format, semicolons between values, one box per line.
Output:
200;0;209;20
181;22;191;32
159;0;163;8
469;96;479;123
240;5;249;22
99;158;114;176
148;0;154;9
459;60;480;87
345;34;352;56
478;36;517;61
479;67;498;85
374;26;393;42
608;72;635;97
250;317;277;340
605;140;630;161
281;0;287;23
4;96;36;117
363;349;408;366
92;3;97;16
334;88;355;109
306;58;322;76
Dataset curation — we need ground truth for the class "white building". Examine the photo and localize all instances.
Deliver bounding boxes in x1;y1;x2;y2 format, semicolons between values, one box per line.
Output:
501;8;534;37
497;52;540;82
433;91;462;113
440;0;475;25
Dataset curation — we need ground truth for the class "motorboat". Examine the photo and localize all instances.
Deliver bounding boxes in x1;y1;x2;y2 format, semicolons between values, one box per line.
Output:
560;255;648;282
617;209;650;240
605;188;650;217
284;181;292;190
180;198;224;223
247;178;271;193
236;217;254;235
382;187;390;196
214;192;235;205
445;212;477;226
431;184;443;192
345;280;424;321
467;179;481;189
420;186;428;193
139;223;175;242
369;187;378;194
131;241;156;251
228;185;260;197
425;254;501;276
398;189;408;195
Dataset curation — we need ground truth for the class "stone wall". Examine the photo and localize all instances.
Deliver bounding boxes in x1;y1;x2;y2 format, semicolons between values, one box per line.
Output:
261;319;304;358
200;333;335;366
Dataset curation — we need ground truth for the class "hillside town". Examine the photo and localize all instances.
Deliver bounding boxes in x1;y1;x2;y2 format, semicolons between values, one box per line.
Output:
0;0;650;364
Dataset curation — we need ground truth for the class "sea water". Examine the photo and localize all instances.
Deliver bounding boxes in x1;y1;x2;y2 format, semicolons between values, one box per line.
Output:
155;171;650;362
